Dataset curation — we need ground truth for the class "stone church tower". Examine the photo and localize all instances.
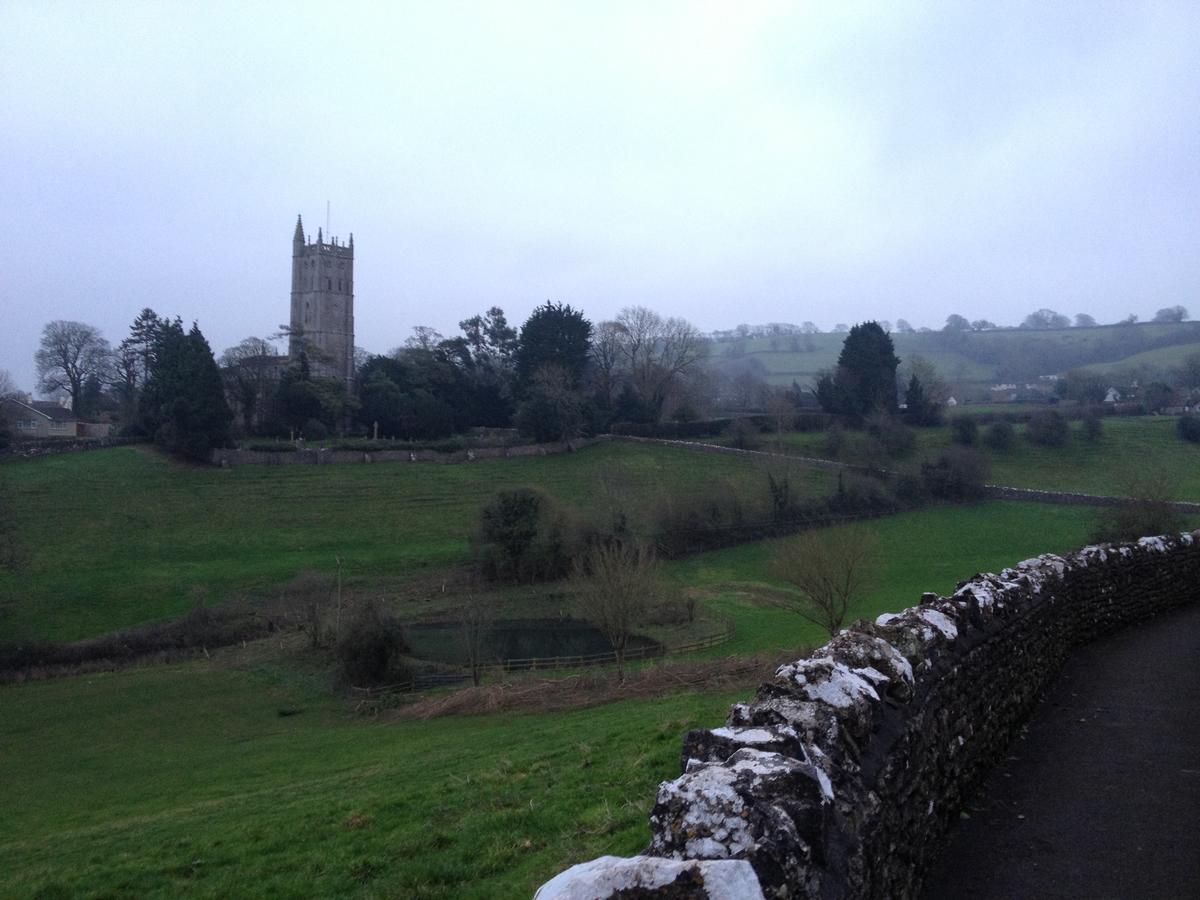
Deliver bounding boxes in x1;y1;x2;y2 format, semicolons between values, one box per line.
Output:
289;215;355;387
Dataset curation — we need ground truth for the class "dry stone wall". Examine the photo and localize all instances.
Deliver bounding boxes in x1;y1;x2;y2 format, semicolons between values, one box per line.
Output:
537;532;1200;900
210;437;603;467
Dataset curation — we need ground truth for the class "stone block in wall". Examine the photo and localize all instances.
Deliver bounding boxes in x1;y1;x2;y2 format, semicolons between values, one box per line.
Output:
535;856;765;900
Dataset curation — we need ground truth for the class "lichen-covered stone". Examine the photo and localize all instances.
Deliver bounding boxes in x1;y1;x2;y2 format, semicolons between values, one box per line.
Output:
534;855;765;900
648;749;831;895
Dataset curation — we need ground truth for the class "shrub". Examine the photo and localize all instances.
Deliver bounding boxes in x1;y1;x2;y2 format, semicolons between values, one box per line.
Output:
892;472;930;507
983;420;1016;451
610;419;732;439
335;601;411;687
1090;475;1184;544
724;418;762;451
1081;409;1104;441
654;479;752;557
950;415;978;446
1178;415;1200;444
827;473;901;516
0;603;269;677
921;447;990;500
476;487;583;583
866;413;915;458
302;418;329;441
1026;410;1068;447
823;423;847;458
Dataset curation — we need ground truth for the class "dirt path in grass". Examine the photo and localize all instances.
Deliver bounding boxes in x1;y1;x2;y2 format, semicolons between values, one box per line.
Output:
922;601;1200;899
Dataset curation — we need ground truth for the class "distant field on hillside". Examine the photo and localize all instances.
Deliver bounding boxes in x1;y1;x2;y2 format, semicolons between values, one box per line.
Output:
1077;341;1200;377
709;321;1200;388
0;501;1107;899
0;442;837;642
754;415;1200;500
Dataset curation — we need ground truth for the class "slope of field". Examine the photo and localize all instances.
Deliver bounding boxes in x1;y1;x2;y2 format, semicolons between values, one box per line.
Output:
1;502;1103;899
1076;341;1200;378
0;442;837;642
761;416;1200;500
709;321;1200;388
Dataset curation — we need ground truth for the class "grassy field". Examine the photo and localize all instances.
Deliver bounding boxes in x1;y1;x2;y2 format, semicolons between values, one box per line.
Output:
709;321;1200;388
0;442;838;642
1076;341;1200;377
756;416;1200;501
1;501;1107;899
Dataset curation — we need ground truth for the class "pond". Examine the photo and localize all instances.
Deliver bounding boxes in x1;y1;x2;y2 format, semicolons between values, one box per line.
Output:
405;617;663;668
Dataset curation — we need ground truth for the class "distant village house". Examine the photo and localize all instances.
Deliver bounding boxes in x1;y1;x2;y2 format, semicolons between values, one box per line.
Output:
0;397;111;439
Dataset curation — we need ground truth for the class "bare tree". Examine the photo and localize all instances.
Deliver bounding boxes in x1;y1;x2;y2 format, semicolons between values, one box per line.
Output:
456;593;496;686
613;306;703;420
0;369;17;399
766;389;796;438
35;320;112;413
220;337;281;433
770;526;878;636
403;325;445;351
901;355;950;405
573;541;660;680
589;320;624;407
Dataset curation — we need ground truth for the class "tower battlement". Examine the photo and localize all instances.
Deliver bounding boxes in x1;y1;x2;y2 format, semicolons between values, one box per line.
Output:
289;214;355;387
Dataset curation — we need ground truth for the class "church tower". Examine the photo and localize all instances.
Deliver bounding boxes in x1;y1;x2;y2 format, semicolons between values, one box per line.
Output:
289;214;355;387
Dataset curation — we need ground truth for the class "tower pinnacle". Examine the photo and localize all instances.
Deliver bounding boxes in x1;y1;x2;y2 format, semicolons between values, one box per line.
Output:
293;214;304;243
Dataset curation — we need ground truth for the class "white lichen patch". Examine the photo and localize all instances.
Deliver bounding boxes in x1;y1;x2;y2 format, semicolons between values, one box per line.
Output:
655;765;755;858
775;658;881;709
917;608;958;640
709;725;798;746
1137;536;1169;552
875;612;900;627
534;855;766;900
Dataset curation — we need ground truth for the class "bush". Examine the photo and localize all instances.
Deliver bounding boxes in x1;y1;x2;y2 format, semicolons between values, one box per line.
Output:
335;601;411;687
823;423;847;458
654;480;751;557
0;603;269;677
476;487;583;583
1178;415;1200;444
950;415;978;446
1090;475;1184;544
724;418;762;450
866;414;915;458
827;473;901;516
1081;409;1104;441
983;420;1016;451
302;418;329;441
1026;410;1068;447
921;447;991;500
610;419;732;439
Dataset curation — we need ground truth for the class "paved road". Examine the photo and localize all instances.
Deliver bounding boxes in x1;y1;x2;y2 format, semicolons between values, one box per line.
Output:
922;601;1200;899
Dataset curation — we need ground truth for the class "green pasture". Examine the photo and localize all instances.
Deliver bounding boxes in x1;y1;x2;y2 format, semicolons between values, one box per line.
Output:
1;501;1105;899
1076;341;1200;377
0;442;836;642
712;321;1200;388
758;415;1200;501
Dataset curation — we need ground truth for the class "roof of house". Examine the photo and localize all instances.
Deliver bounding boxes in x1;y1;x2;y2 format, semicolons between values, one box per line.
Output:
2;398;77;422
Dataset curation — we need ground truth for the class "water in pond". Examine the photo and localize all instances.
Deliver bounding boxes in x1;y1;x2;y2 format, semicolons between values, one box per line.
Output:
405;618;662;667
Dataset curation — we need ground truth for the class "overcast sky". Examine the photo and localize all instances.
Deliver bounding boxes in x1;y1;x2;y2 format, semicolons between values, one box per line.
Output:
2;0;1198;393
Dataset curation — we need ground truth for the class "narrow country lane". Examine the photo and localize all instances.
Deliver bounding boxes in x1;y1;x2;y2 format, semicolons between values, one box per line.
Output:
923;601;1200;899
